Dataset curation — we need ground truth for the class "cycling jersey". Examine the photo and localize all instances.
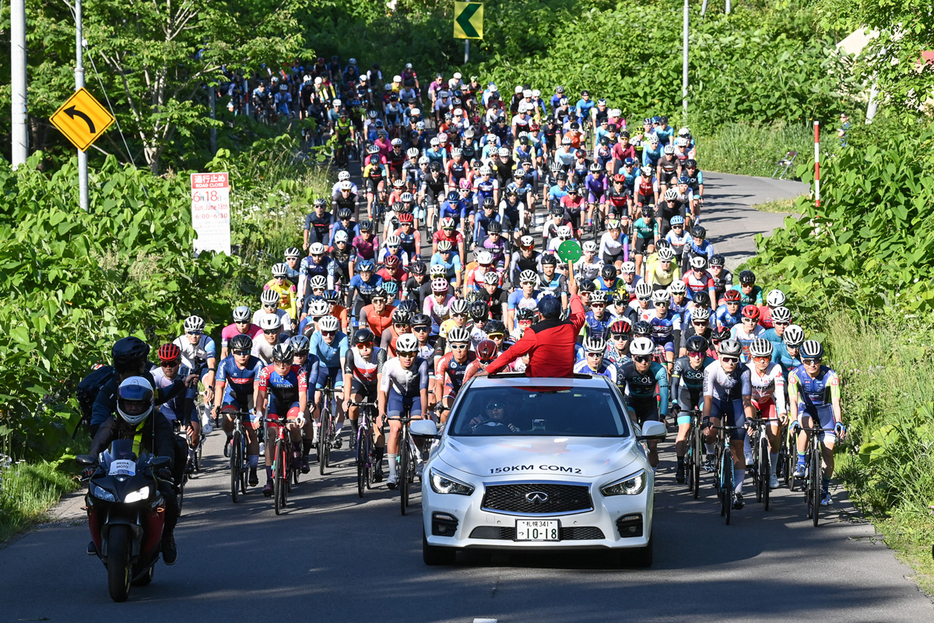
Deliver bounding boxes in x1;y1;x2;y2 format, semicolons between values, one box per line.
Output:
730;323;765;362
703;360;751;403
788;365;839;411
221;323;263;348
731;284;764;306
264;279;298;320
380;357;430;397
573;359;618;383
617;360;670;420
650;311;681;347
583;310;615;340
257;364;307;415
359;303;395;337
435;351;476;396
217;354;264;399
172;334;216;372
309;331;349;371
747;361;786;415
344;345;385;389
715;304;743;331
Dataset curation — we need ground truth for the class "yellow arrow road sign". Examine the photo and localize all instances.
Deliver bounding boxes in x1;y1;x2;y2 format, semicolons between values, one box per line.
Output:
50;87;115;152
454;1;484;39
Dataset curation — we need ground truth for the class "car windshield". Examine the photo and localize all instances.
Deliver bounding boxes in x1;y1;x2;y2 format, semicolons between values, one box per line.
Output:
449;385;630;438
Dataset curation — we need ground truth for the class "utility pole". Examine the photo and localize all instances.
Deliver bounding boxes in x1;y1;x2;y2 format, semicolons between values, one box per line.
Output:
683;0;689;122
209;84;217;156
465;40;470;64
726;0;731;14
76;0;89;211
11;0;28;167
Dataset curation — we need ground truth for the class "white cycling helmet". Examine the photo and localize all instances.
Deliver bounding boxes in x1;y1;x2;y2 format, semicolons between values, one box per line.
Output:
431;277;450;292
766;289;786;307
657;247;675;262
630;337;655;357
334;230;349;244
582;241;597;253
308;299;329;318
259;314;281;330
396;334;419;353
477;251;493;265
483;271;500;285
232;306;252;323
783;324;805;347
272;262;288;277
651;289;669;304
184;315;205;333
338;170;351;182
309;275;327;290
691;306;711;322
318;315;340;332
771;306;792;323
309;242;327;255
664;188;678;200
583;336;607;354
749;338;773;358
450;298;470;315
620;261;636;274
668;280;687;295
448;326;471;344
635;282;653;300
689;255;708;270
429;264;447;277
519;269;538;284
260;289;281;306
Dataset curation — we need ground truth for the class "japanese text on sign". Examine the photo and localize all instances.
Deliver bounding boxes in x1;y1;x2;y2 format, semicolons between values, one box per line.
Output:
191;172;231;255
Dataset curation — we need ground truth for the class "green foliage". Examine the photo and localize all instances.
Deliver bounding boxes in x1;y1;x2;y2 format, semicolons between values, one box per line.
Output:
0;459;79;541
697;121;836;176
748;125;934;318
0;153;243;459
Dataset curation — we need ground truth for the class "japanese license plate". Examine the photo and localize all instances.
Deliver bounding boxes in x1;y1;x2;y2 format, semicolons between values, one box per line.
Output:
516;519;559;541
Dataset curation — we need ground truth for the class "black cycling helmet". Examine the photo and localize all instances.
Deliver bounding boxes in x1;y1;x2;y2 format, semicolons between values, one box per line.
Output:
601;264;617;282
579;278;596;293
541;254;557;266
469;301;489;321
712;326;732;342
692;225;706;239
482;197;495;209
692;290;711;308
485;319;506;336
409;261;427;276
487;220;502;234
633;320;653;336
229;334;253;353
352;328;375;346
337;208;353;220
112;336;151;372
411;313;431;328
685;159;697;169
685;335;709;354
739;269;756;285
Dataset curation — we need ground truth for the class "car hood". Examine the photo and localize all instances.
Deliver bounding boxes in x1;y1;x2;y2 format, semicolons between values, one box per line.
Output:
437;435;641;478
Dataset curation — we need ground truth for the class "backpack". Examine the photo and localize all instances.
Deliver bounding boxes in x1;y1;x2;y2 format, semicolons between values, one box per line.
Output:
74;365;116;437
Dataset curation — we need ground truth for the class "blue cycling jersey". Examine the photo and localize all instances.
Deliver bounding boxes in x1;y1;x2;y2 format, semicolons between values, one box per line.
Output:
309;331;349;370
715;304;743;331
217;354;264;397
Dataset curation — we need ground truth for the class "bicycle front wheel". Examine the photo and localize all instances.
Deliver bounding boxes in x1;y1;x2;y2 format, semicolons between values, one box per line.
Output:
400;431;410;516
274;439;286;515
723;451;734;526
691;426;702;499
318;410;331;476
230;429;242;503
760;435;771;511
356;428;367;498
810;443;822;527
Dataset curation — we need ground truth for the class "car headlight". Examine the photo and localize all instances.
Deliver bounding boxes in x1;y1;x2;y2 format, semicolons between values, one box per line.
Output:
124;485;151;504
90;484;116;502
429;469;475;496
601;469;646;497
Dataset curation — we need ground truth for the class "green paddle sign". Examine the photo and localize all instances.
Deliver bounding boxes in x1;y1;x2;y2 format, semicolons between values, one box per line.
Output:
557;239;583;264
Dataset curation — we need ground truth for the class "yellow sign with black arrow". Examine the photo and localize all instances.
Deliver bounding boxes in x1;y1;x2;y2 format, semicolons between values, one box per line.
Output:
454;1;484;39
50;87;115;152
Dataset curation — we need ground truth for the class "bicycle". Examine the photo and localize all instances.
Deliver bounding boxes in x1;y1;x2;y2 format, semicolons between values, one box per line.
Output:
317;385;337;476
793;422;826;527
351;400;378;498
711;423;744;526
746;418;774;511
228;409;251;503
388;408;421;516
684;408;703;499
265;412;301;515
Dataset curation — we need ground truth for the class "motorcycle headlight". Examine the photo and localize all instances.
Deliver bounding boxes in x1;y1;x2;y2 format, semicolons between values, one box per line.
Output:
429;469;474;496
601;469;646;497
124;485;152;504
90;483;116;502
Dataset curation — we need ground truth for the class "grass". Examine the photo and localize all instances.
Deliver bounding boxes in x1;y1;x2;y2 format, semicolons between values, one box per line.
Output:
816;311;934;596
751;197;800;214
0;460;79;542
698;120;837;178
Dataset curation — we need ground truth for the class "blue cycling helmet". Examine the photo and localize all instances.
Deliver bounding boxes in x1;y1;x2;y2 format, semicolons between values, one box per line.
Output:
623;157;636;167
357;259;374;272
374;119;384;128
670;215;685;226
538;295;561;319
382;281;399;296
447;191;459;202
678;175;690;184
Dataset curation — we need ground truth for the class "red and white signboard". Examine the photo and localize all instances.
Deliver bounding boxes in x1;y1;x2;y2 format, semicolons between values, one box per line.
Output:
191;172;231;255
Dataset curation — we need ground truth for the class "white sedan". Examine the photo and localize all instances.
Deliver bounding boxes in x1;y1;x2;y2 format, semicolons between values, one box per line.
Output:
416;374;666;566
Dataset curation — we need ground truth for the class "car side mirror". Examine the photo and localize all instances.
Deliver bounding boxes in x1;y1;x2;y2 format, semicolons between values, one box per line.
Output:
637;420;667;441
76;455;96;467
410;419;439;439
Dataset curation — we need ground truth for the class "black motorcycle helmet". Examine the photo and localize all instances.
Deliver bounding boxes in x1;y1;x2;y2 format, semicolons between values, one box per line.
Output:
112;336;151;374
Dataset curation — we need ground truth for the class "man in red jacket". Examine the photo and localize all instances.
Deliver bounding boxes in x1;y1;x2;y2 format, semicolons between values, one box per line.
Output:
484;266;585;377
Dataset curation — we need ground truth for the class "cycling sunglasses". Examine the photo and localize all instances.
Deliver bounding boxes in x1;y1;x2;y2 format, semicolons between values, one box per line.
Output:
398;351;417;357
612;333;629;340
802;358;822;366
413;326;430;332
586;352;603;357
687;351;704;358
160;359;181;367
186;330;203;336
321;330;337;336
720;356;739;364
451;343;469;350
632;355;652;363
232;350;250;357
355;342;373;350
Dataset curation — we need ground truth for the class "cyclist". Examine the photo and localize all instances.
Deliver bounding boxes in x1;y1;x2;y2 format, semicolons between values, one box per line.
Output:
645;246;680;290
576;241;604;282
429;240;463;289
599;219;628;270
381;307;413;356
284;247;303;287
538;254;569;308
682;255;718;308
788;340;844;506
747;338;787;489
666;216;691;272
437;298;471;353
573;336;617;382
632;204;658;277
378;333;430;489
618;337;670;468
434;327;475;422
352;221;380;265
772;322;804;380
702;338;755;510
252;314;289;365
432;217;466;269
715;289;744;332
708;254;732;303
358;287;396;339
214;334;265;486
220;306;262;360
582;289;614;341
671;335;716;483
264;263;298;323
731;305;766;362
732;269;764;305
309;315;349;448
256;342;307;496
343;328;389;481
648;289;679;372
478;270;509;321
289;335;320;472
298;243;333;305
759;288;786;329
678;305;712;357
171;316;216;450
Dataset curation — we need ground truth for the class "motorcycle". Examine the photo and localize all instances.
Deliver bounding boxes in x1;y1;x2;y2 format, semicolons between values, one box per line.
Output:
77;439;170;602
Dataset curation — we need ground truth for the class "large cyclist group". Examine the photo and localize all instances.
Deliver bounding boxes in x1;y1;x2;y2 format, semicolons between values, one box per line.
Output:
90;56;845;562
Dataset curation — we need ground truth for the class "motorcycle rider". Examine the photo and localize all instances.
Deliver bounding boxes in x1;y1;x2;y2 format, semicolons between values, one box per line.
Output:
88;376;181;565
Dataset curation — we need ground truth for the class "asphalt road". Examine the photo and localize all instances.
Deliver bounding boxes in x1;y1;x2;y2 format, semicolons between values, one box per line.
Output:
3;173;932;621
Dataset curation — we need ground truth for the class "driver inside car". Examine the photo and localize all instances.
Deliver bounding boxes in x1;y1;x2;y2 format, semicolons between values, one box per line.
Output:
469;400;519;432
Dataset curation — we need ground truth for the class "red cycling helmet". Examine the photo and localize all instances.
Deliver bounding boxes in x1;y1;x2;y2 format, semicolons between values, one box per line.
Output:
613;173;626;184
742;304;761;320
476;339;498;363
609;319;632;335
397;212;414;224
158;343;181;362
723;289;742;303
385;255;401;269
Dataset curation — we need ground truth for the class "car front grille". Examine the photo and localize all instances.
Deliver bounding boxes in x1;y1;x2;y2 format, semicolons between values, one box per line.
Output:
481;483;593;515
468;526;605;540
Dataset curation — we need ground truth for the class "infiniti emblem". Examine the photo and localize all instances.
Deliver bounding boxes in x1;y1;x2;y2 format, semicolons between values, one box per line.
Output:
526;491;549;504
